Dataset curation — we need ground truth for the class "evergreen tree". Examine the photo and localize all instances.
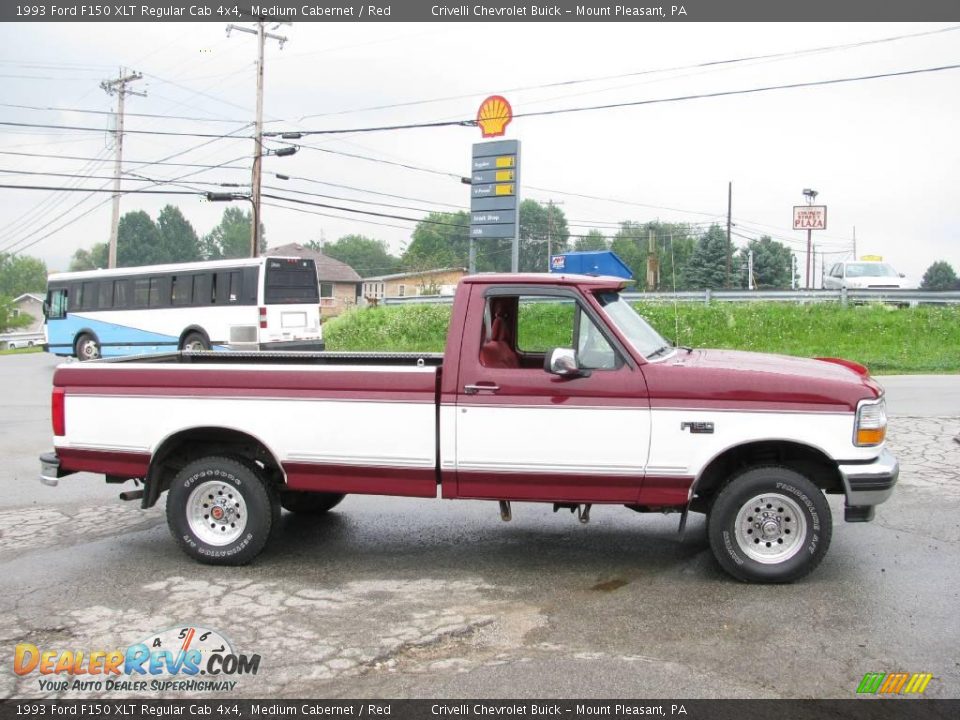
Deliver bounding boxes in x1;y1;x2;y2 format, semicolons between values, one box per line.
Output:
683;224;733;289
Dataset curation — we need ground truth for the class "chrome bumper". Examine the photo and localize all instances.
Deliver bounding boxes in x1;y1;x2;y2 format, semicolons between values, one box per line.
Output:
838;448;899;522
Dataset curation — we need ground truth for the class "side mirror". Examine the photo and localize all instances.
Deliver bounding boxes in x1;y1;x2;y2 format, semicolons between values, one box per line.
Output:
544;348;588;378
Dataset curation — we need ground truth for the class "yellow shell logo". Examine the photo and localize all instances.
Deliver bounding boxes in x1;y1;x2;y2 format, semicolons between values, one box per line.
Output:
477;95;513;138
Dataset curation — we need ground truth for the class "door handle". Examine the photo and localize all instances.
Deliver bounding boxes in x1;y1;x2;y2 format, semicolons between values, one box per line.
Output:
464;383;500;395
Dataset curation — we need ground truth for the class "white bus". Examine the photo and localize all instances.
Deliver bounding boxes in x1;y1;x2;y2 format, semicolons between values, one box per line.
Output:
44;257;324;359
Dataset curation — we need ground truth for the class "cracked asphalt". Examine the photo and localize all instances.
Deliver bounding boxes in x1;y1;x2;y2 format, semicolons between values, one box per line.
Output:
1;354;958;699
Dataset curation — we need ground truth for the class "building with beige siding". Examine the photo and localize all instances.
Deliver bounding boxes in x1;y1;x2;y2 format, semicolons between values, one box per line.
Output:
361;268;467;302
266;243;361;318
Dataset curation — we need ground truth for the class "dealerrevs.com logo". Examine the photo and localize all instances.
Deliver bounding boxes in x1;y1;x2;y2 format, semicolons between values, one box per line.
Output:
14;626;260;693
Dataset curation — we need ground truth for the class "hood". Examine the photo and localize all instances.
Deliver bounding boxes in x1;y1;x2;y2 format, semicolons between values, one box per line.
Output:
641;348;882;412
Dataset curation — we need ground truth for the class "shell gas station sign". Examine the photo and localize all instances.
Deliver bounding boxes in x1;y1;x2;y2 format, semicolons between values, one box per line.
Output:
470;96;520;245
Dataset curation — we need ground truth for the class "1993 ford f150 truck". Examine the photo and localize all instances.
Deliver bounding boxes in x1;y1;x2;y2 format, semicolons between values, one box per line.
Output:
39;273;899;582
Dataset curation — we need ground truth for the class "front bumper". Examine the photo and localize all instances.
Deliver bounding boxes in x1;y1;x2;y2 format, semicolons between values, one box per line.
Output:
837;448;899;522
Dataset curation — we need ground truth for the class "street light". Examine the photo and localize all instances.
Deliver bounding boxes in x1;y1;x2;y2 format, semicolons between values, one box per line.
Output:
206;192;259;258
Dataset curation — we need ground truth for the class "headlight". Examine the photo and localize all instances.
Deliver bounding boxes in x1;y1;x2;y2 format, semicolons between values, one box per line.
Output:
854;397;887;446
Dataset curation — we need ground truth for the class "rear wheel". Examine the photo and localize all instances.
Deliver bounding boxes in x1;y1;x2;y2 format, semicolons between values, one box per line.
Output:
707;465;832;583
166;456;279;565
280;491;345;515
180;331;210;352
75;334;100;361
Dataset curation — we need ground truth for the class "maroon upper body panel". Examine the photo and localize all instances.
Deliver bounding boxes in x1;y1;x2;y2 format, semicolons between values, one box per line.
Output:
641;348;881;412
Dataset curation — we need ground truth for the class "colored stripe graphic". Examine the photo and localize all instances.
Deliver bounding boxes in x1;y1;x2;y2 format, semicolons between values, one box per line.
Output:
857;672;933;695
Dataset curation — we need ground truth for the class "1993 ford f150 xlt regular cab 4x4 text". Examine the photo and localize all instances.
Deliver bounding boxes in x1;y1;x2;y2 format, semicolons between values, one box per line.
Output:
39;273;899;582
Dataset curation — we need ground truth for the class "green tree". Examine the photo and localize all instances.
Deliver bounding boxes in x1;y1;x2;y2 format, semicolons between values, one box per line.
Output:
737;236;796;289
321;234;400;277
920;261;958;290
683;224;733;290
115;210;162;267
401;211;470;272
201;207;265;260
574;229;607;252
157;205;201;263
69;243;109;271
517;200;569;272
0;295;33;332
0;253;47;297
609;221;646;282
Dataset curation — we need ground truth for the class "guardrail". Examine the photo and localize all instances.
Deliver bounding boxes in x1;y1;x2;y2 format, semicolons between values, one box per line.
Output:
382;289;960;307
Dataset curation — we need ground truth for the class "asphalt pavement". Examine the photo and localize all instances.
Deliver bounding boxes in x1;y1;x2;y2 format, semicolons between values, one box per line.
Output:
1;352;958;699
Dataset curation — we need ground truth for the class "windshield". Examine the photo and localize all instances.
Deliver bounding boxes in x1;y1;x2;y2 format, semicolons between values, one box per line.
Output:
595;291;672;359
845;263;897;278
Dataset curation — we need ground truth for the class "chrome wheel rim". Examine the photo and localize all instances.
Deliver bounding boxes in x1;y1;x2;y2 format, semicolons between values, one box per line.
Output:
185;339;205;351
80;340;99;360
187;480;248;546
734;492;806;564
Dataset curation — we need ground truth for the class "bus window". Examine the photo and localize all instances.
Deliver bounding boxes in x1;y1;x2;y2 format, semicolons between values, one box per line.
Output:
194;273;212;306
172;275;192;306
98;281;113;310
81;281;97;310
114;279;129;309
228;271;241;303
48;289;68;319
133;278;150;307
149;277;169;308
264;259;320;304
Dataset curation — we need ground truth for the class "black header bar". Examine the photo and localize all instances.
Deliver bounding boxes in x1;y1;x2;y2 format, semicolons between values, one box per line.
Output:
4;1;960;22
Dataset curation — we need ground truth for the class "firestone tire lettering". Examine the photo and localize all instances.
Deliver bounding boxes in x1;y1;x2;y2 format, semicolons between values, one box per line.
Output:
707;465;833;584
166;456;279;566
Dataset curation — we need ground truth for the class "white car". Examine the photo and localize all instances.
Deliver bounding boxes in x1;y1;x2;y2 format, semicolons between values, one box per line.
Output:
823;261;909;290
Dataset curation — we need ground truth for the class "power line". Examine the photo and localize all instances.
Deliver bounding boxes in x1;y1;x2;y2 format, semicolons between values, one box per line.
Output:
0;149;248;170
0;102;253;124
299;24;960;120
0;120;253;139
273;63;960;137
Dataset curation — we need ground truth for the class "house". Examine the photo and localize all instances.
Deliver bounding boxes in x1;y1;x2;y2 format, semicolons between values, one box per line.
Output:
12;293;45;333
361;268;467;301
266;243;361;317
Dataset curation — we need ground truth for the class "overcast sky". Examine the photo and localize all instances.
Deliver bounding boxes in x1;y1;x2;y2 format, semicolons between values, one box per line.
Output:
0;21;957;284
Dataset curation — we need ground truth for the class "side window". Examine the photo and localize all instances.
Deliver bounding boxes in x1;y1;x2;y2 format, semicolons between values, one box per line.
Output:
576;306;617;370
228;271;241;303
81;281;97;310
133;278;150;307
47;289;68;320
98;281;113;310
516;296;574;353
114;280;129;309
172;275;192;306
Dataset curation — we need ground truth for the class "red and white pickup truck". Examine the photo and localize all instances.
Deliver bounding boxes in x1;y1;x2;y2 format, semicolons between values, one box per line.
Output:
40;273;898;582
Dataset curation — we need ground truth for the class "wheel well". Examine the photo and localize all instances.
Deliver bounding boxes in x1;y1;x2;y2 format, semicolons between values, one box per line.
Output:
143;427;284;508
178;326;210;348
688;440;842;513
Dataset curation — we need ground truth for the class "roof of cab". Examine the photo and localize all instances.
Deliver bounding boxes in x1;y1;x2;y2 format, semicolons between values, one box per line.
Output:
461;272;629;289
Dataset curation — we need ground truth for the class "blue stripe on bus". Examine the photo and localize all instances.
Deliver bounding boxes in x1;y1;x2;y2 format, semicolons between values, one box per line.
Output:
46;315;228;357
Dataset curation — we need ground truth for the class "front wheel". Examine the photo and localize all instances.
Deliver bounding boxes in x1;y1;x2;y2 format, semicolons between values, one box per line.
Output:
180;331;210;352
707;465;832;583
75;333;100;361
166;456;279;565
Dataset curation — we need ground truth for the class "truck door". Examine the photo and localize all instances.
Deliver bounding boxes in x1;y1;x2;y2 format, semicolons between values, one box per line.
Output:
453;288;650;503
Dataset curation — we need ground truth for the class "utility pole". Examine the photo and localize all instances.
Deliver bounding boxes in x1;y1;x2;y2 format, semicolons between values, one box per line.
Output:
747;249;754;290
812;243;818;289
726;181;732;288
852;226;857;259
646;228;659;290
791;253;798;289
100;68;145;269
227;20;288;257
544;200;564;271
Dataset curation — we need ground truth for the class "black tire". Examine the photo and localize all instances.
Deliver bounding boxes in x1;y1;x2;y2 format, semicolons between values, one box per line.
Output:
707;465;832;583
166;456;280;565
180;331;210;352
75;333;100;361
280;491;345;515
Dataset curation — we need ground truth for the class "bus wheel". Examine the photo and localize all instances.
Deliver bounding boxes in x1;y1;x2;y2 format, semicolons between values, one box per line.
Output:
76;334;100;361
181;332;210;352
